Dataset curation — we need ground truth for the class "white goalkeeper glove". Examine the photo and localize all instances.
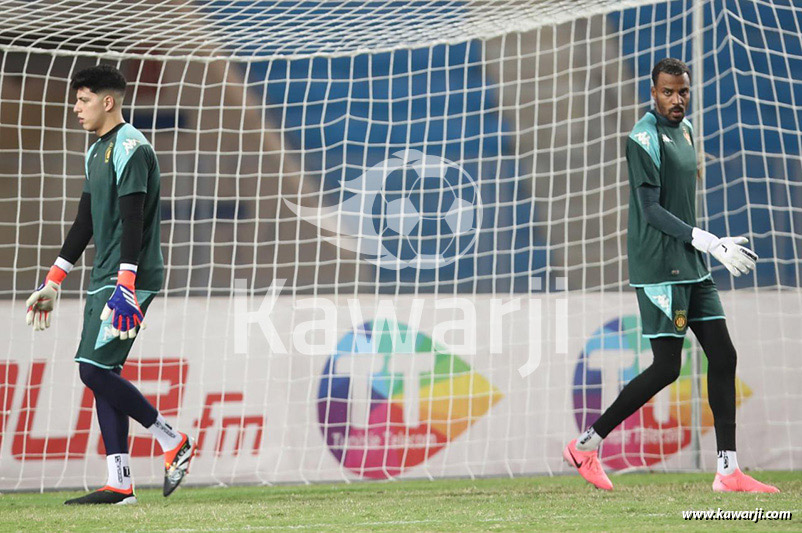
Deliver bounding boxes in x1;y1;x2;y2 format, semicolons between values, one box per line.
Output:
691;228;758;277
26;262;71;331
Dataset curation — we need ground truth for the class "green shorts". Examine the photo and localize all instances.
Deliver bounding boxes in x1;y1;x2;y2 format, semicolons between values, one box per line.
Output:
74;288;157;369
635;277;725;338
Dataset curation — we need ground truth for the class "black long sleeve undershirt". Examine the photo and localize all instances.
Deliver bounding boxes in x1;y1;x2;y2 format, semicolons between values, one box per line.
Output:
119;192;145;266
58;192;93;264
637;184;694;243
58;192;146;268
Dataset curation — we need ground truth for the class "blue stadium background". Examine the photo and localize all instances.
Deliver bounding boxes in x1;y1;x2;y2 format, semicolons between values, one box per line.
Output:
613;0;801;289
202;0;801;290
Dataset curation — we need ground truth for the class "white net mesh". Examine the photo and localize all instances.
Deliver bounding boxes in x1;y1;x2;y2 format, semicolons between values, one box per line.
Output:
1;0;651;59
1;0;800;490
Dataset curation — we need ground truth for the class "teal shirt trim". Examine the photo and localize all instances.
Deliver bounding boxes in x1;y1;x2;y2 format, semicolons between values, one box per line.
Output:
87;285;115;295
630;272;711;288
84;140;100;179
87;284;158;296
112;124;151;184
682;117;694;135
629;113;661;169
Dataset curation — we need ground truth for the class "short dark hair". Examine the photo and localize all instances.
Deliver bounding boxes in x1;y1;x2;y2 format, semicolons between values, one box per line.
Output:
651;58;691;86
71;64;127;96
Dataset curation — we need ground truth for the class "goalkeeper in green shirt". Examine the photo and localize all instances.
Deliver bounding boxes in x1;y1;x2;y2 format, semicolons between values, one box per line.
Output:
563;58;779;494
25;65;195;504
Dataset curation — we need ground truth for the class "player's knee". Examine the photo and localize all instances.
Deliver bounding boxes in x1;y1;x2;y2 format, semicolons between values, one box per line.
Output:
655;357;682;385
665;363;682;384
78;362;108;390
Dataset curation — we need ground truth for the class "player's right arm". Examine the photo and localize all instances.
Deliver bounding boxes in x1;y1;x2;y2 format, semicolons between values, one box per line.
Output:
627;136;757;277
26;191;93;330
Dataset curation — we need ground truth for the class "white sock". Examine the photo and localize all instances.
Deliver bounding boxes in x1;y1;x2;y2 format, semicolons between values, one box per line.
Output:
106;453;132;490
717;450;739;476
576;427;602;451
148;414;183;452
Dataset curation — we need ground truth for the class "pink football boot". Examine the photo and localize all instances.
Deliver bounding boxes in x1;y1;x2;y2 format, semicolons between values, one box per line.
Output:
563;439;613;491
713;469;779;493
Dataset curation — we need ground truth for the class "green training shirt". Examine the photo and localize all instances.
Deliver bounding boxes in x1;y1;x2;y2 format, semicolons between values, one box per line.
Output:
626;110;709;286
83;123;164;293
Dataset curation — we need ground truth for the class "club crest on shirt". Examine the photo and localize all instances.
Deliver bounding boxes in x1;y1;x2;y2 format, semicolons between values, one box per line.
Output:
682;127;692;145
674;310;688;330
105;142;113;163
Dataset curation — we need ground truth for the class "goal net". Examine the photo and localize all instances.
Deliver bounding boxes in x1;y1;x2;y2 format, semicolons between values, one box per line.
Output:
1;0;800;490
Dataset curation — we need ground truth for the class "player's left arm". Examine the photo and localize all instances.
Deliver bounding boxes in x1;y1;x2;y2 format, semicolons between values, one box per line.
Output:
100;144;151;339
629;130;757;277
639;185;758;276
637;184;694;242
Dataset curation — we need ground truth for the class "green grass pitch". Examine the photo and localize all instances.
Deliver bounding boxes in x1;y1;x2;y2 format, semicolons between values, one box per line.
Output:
1;472;799;531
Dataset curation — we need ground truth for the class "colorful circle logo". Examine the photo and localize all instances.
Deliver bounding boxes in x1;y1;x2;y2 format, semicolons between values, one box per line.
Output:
318;320;502;479
572;315;751;470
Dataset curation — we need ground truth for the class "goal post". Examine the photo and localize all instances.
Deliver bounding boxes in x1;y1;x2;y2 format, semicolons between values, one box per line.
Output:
1;0;800;490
